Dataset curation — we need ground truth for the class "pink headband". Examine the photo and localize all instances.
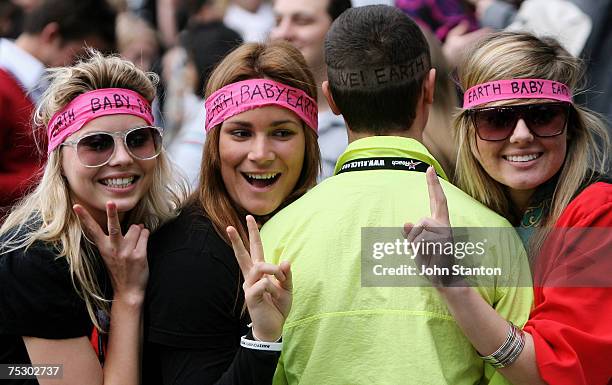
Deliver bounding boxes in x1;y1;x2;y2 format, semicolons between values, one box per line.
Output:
463;79;572;109
204;79;318;134
47;88;154;153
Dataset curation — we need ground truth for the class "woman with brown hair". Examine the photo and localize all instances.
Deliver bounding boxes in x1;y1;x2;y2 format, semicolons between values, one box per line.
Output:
143;40;321;385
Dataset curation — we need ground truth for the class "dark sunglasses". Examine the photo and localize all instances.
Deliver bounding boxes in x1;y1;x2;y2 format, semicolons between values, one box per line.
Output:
61;126;163;167
468;102;571;141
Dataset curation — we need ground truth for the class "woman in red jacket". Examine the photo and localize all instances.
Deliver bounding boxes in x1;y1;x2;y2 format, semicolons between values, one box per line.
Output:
407;31;611;384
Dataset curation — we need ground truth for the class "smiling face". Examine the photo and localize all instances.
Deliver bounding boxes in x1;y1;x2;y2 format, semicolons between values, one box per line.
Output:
270;0;331;70
219;105;306;216
472;106;567;205
61;114;157;226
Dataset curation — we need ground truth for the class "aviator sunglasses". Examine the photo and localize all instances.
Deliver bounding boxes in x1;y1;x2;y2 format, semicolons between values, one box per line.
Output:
468;102;571;141
61;125;163;167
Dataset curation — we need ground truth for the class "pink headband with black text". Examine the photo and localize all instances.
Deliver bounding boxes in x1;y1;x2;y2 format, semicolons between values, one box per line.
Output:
47;88;154;153
204;79;318;133
463;79;572;109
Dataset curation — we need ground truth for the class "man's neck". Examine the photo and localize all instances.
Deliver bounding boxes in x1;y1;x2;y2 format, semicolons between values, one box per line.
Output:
14;34;44;64
347;129;423;144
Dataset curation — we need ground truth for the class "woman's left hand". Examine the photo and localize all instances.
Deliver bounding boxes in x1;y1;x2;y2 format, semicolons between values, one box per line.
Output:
404;167;456;287
227;215;292;342
74;201;149;304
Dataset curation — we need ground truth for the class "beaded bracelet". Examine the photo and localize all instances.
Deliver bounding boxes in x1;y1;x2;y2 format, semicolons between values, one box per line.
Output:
478;321;526;368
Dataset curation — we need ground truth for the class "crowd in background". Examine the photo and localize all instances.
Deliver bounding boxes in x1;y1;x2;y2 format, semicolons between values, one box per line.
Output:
1;0;609;202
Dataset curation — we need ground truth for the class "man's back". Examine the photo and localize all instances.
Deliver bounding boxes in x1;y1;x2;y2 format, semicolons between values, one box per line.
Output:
261;136;532;385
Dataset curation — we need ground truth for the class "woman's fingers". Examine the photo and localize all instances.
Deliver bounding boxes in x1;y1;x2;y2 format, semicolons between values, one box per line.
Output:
106;201;122;245
403;222;415;241
244;262;287;288
247;276;282;302
123;224;142;249
246;215;265;264
227;225;252;277
73;204;105;244
426;167;450;224
278;261;293;292
409;219;451;243
405;222;425;243
134;227;150;259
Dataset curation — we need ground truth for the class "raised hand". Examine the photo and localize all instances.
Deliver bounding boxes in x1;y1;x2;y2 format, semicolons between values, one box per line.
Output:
404;167;455;286
442;21;492;67
227;215;292;342
73;201;149;303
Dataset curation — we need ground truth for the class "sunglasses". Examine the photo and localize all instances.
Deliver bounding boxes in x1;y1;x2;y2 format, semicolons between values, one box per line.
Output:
468;102;570;141
61;126;163;167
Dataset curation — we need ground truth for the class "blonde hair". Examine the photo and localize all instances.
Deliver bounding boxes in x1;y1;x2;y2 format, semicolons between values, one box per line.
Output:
196;41;320;246
454;32;609;255
0;51;186;330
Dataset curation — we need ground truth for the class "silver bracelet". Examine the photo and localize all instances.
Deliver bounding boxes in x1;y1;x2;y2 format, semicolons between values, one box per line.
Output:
478;322;525;368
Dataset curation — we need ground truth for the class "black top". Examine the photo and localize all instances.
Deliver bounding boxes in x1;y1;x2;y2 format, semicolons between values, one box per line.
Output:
0;231;107;385
143;205;280;385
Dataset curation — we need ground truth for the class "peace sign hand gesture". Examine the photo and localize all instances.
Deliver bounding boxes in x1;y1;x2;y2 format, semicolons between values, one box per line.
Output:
404;167;457;286
73;201;149;303
227;215;292;342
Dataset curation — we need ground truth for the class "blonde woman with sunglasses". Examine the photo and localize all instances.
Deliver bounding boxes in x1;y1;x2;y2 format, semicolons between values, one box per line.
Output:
406;32;611;384
0;52;185;385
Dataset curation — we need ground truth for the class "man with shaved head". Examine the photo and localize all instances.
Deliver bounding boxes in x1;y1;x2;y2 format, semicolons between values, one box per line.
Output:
262;5;531;384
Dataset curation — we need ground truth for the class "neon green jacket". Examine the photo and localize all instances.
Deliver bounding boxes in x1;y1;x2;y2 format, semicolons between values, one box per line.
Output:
262;136;533;385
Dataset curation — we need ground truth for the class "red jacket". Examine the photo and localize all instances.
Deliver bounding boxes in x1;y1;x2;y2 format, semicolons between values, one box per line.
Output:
524;182;612;385
0;68;44;211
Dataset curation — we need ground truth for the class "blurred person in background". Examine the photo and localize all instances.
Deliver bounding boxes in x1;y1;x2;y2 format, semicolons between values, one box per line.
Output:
156;0;181;48
162;0;242;187
116;11;160;73
165;25;242;187
0;0;117;219
351;0;392;5
270;0;351;180
395;0;492;68
421;27;459;178
224;0;276;42
0;0;24;38
395;0;480;41
116;11;164;129
11;0;39;11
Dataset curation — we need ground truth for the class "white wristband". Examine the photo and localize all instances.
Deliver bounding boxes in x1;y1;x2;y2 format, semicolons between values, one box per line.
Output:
240;335;283;352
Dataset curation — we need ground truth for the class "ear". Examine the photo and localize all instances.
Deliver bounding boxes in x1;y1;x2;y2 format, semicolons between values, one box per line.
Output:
322;81;341;115
423;68;436;106
39;22;61;45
